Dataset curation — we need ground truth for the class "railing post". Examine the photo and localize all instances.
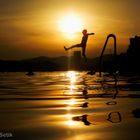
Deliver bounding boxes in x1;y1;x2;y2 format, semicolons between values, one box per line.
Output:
99;34;117;77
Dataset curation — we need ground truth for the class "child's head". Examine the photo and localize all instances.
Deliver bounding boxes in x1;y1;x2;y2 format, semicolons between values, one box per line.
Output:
82;29;87;35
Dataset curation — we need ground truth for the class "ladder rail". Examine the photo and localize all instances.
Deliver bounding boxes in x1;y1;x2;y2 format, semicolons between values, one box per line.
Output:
99;34;117;77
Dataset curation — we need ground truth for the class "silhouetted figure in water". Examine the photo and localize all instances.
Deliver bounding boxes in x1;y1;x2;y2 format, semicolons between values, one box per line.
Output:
64;29;94;61
81;102;88;108
72;115;91;125
82;86;88;99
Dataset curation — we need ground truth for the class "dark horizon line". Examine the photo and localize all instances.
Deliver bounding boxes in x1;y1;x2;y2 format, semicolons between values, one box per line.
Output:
0;53;119;61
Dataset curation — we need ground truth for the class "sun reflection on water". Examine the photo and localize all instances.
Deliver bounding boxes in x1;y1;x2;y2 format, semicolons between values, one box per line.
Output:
67;99;76;105
66;98;77;110
65;114;80;126
66;71;78;95
64;71;81;126
67;71;77;84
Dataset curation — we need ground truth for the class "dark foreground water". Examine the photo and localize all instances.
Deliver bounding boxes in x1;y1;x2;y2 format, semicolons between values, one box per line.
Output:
0;71;140;140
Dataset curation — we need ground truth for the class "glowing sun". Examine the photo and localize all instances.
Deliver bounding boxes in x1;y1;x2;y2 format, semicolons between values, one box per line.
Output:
59;13;83;34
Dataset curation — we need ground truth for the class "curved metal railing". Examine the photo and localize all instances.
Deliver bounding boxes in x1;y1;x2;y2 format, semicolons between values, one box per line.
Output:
99;34;117;77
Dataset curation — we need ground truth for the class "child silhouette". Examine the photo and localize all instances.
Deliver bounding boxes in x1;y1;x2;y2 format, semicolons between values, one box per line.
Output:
64;29;94;61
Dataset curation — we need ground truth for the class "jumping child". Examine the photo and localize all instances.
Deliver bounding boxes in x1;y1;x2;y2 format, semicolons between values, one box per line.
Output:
64;29;94;61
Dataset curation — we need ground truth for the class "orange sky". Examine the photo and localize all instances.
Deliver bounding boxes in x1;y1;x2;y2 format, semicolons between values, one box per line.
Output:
0;0;140;59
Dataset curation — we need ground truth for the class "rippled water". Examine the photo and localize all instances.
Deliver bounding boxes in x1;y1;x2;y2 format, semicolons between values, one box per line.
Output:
0;71;140;140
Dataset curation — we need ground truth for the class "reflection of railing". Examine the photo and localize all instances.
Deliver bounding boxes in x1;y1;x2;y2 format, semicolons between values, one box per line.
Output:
71;108;140;126
107;111;122;123
106;76;118;105
99;34;117;77
72;111;122;125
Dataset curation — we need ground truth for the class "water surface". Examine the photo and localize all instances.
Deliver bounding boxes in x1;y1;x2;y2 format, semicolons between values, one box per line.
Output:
0;71;140;140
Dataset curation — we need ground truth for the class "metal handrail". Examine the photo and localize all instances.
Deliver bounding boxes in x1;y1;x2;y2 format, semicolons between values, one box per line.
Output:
99;34;117;77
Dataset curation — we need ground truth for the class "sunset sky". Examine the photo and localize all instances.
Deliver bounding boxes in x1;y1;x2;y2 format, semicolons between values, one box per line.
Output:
0;0;140;60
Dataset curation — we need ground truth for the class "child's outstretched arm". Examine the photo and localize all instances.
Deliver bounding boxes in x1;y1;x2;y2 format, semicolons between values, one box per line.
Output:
88;33;95;35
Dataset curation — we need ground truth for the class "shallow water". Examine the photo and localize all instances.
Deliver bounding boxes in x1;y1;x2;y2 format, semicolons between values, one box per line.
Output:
0;71;140;140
